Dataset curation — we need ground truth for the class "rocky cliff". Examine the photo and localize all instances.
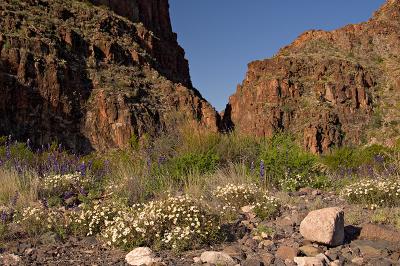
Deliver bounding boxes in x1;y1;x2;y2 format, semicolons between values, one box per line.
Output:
0;0;219;152
224;0;400;153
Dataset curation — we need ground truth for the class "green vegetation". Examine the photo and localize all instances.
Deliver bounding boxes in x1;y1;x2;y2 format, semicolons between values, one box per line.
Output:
2;122;400;251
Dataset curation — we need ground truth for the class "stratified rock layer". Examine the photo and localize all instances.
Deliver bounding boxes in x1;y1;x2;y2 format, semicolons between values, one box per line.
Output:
0;0;219;152
224;0;400;152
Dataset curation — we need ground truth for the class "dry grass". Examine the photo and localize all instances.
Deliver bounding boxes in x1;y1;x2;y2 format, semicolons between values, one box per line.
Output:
0;168;39;208
183;163;255;200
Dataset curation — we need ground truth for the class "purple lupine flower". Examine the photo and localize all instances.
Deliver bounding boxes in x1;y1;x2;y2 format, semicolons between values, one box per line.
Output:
0;210;7;224
63;191;75;200
374;155;384;165
158;156;166;166
87;160;93;171
260;160;265;183
79;162;86;176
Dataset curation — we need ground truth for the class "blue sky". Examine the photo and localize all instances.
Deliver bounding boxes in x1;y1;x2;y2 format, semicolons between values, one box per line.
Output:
169;0;386;111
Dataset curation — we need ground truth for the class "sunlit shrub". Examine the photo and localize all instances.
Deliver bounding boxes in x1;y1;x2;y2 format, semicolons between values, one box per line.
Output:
259;134;318;186
101;195;220;251
213;183;279;221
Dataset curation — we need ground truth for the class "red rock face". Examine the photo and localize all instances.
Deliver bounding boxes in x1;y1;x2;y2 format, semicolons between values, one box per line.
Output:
224;0;400;153
0;0;219;152
89;0;190;87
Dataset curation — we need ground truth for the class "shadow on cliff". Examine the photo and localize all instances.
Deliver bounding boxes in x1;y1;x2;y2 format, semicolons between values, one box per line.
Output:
221;103;235;133
0;44;94;154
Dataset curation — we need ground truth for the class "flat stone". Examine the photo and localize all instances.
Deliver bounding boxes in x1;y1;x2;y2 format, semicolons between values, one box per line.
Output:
276;246;299;261
293;256;324;266
200;251;236;266
299;245;322;257
300;207;344;246
351;239;390;257
359;223;400;242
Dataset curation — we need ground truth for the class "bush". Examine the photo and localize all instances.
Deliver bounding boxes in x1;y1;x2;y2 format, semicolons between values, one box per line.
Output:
67;201;121;236
17;206;68;237
215;133;261;165
101;195;220;251
212;183;279;221
322;145;390;170
259;134;318;187
158;151;220;181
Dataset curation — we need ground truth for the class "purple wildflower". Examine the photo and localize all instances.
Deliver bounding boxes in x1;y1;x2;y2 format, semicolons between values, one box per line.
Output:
79;162;86;176
158;156;166;166
63;191;75;200
260;160;265;183
0;210;7;224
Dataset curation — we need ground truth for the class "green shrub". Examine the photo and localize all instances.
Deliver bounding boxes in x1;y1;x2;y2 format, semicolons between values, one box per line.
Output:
159;152;219;181
322;145;390;170
215;133;261;165
259;134;317;187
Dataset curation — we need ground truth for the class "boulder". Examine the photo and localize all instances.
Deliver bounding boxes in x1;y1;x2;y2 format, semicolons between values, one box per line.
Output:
125;247;161;266
300;207;344;246
200;251;236;266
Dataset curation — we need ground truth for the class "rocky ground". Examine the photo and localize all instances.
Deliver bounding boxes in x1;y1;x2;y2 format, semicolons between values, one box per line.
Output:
2;188;400;265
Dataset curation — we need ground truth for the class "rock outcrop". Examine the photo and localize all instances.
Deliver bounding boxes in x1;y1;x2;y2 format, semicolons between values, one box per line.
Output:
0;0;219;152
224;0;400;152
